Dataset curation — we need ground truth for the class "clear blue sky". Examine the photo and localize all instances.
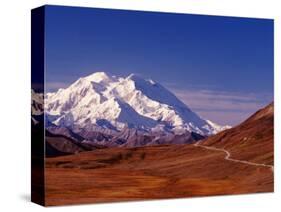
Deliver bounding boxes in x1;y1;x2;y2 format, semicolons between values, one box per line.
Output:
45;5;273;126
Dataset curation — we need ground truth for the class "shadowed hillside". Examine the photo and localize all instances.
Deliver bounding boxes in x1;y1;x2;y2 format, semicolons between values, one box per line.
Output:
201;103;273;165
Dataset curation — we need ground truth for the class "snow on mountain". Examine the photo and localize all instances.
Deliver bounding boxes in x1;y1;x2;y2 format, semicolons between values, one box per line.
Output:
31;89;44;115
45;72;229;136
205;120;231;134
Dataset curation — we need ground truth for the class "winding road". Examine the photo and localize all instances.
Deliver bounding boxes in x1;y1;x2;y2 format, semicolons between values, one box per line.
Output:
193;141;274;172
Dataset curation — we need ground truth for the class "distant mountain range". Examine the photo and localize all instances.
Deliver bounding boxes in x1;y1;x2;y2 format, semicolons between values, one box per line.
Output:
32;72;231;151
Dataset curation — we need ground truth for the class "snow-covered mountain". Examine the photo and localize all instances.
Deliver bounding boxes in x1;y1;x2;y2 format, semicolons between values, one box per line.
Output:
31;89;43;116
44;72;229;136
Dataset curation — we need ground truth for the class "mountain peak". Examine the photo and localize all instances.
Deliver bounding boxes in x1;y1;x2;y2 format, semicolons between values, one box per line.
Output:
84;71;111;83
126;73;157;87
126;73;143;81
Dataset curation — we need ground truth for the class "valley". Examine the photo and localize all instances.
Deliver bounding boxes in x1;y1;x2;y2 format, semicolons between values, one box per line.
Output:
44;103;274;206
45;143;273;206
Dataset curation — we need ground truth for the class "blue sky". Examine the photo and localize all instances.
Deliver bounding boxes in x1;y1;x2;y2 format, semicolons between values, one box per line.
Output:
45;5;273;126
